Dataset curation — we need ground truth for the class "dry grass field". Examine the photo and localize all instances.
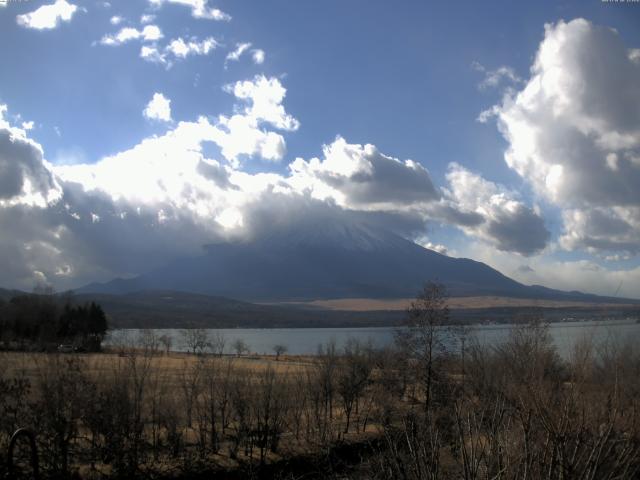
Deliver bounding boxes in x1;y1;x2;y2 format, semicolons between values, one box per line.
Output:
277;296;638;311
0;345;386;478
1;350;315;387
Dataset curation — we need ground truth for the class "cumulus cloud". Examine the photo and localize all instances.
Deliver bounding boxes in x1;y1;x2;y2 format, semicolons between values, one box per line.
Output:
0;76;300;286
0;106;61;207
559;207;640;256
165;36;217;58
488;18;640;257
209;75;300;165
16;0;78;30
0;109;71;288
100;25;163;45
443;163;549;255
228;76;300;131
289;137;440;211
140;36;218;66
109;15;123;25
143;93;172;122
0;121;232;288
148;0;230;21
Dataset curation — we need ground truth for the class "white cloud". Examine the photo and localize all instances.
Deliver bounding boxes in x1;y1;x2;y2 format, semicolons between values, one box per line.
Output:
16;0;78;30
415;237;448;255
225;43;265;66
141;36;218;66
228;75;300;131
166;36;217;58
472;61;522;90
100;25;163;45
442;164;549;255
289;137;440;211
559;207;640;256
252;49;265;65
140;14;156;24
214;115;287;164
205;76;301;165
140;45;165;63
476;104;500;124
110;15;123;25
488;19;640;257
226;42;251;64
148;0;230;21
143;93;172;122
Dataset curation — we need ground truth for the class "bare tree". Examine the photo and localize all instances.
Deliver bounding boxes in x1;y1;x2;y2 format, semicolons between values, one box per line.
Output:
138;329;160;355
232;338;249;357
158;334;172;355
181;328;209;355
273;344;287;360
396;282;449;413
209;331;226;356
179;357;203;428
337;339;372;433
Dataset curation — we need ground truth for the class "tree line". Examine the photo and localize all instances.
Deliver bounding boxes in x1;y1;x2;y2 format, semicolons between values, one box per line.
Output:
0;291;108;351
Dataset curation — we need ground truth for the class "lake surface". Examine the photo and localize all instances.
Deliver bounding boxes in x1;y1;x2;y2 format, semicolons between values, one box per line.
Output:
106;319;640;359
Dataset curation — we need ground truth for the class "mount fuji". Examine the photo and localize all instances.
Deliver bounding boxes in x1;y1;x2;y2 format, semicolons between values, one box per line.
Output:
77;219;624;304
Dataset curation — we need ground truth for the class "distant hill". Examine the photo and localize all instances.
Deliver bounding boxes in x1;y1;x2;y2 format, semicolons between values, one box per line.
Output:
77;220;637;304
74;290;639;329
0;288;25;301
73;290;404;329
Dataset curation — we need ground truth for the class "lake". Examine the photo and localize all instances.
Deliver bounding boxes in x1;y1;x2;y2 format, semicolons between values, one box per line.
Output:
106;319;640;359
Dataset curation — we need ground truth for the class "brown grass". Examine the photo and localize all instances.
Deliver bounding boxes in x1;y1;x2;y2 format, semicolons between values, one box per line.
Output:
0;350;315;386
272;296;638;311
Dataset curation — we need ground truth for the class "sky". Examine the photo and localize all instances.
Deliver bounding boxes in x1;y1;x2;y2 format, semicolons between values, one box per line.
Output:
1;0;640;298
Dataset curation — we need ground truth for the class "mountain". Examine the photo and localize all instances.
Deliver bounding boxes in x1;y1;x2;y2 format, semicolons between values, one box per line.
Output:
77;220;633;303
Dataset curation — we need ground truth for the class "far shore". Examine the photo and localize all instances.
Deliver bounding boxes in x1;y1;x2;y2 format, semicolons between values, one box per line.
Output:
270;296;640;311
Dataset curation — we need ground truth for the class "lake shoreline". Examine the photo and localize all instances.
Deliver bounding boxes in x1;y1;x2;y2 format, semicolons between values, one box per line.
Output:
106;318;640;358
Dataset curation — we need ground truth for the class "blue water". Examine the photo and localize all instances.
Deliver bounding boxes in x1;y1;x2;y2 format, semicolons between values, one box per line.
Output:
106;319;640;358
